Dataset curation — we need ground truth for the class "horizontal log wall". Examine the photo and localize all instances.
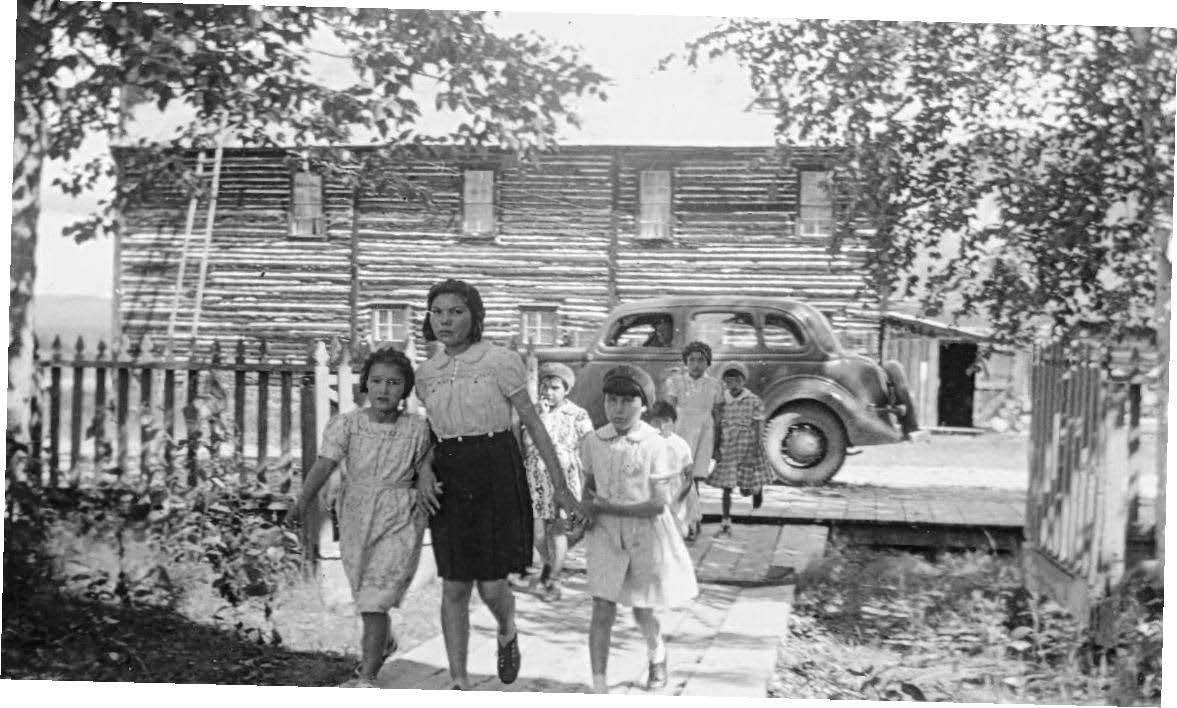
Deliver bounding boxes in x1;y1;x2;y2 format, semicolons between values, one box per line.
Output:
119;145;879;359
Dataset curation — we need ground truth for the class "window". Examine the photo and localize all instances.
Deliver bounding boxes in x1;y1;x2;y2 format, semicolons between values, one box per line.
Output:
370;305;412;345
638;170;672;239
689;312;758;352
762;313;806;350
462;169;495;236
605;313;675;348
289;172;324;237
798;170;833;237
520;307;558;346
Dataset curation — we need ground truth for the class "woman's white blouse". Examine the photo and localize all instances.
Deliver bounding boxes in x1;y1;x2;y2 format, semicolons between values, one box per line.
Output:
416;340;527;438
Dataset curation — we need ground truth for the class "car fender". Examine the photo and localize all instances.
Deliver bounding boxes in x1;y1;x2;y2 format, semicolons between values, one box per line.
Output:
761;375;859;429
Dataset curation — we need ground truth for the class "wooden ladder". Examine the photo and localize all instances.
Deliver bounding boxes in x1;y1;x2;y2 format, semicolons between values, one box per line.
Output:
163;115;228;359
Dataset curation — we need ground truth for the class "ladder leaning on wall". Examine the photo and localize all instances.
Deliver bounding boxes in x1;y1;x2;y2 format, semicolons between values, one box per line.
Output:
163;116;228;360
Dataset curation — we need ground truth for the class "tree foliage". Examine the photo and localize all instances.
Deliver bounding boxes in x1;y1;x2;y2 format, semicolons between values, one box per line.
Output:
16;1;609;241
676;20;1176;344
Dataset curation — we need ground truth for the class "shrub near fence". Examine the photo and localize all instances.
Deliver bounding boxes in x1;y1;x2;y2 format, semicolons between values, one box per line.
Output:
1023;338;1154;632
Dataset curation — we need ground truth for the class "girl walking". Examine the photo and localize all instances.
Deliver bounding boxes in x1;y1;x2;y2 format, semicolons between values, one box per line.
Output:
644;400;695;540
581;365;698;694
291;348;437;688
416;279;582;690
664;341;724;540
707;362;772;535
520;362;594;601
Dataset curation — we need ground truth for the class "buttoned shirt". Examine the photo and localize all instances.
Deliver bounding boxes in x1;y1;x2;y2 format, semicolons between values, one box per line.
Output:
416;340;527;439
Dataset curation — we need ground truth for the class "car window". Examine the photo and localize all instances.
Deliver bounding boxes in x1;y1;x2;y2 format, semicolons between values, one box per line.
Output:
763;313;806;350
689;311;758;351
605;313;675;348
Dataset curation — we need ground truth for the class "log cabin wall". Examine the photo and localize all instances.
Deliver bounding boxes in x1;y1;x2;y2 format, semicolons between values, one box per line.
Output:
117;145;878;360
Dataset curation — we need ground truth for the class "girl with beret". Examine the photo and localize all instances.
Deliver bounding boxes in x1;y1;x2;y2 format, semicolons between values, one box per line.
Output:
415;279;583;690
664;340;724;540
580;364;698;694
520;361;595;601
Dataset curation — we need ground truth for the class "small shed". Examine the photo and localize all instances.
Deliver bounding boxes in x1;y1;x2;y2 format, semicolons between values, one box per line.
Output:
858;310;1031;432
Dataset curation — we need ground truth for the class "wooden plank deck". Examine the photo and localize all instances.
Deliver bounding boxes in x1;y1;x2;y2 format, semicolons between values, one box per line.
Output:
698;482;1025;530
377;522;817;695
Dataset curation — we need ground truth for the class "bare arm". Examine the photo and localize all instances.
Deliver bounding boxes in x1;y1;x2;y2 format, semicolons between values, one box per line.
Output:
510;389;578;511
590;477;673;518
291;456;340;522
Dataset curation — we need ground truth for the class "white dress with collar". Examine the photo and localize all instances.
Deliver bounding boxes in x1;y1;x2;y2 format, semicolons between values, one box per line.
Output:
580;421;699;608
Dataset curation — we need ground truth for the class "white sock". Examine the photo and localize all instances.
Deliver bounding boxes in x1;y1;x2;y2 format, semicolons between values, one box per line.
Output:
592;674;609;693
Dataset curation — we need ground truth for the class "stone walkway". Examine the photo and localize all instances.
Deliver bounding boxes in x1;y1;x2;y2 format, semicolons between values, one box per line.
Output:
375;522;822;695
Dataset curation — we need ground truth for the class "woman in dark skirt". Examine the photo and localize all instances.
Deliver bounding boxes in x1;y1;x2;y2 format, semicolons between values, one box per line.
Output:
415;279;582;690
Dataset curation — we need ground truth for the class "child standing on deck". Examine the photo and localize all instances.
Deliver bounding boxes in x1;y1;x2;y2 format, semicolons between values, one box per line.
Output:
290;348;438;688
520;362;595;601
581;365;699;694
664;341;724;541
707;362;772;536
644;401;695;541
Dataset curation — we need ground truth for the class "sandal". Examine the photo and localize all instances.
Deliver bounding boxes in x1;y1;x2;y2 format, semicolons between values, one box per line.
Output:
647;659;668;690
352;634;398;679
497;633;521;684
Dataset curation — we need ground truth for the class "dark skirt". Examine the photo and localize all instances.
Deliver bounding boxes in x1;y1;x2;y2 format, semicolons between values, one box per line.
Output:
429;430;534;581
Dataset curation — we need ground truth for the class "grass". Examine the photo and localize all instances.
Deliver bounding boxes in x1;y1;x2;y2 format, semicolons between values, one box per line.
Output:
1;519;442;685
770;545;1162;705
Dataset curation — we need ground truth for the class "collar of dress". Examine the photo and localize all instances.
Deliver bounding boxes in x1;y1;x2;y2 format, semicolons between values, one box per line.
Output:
595;420;657;443
433;340;492;367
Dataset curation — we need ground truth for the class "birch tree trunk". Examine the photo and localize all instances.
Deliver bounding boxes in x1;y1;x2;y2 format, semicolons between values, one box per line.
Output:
8;100;44;475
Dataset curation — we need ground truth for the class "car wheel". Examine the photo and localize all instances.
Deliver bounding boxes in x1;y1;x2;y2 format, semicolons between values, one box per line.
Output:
763;402;848;485
883;360;919;435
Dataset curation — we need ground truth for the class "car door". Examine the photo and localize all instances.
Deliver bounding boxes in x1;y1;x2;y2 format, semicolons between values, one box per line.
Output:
575;308;682;426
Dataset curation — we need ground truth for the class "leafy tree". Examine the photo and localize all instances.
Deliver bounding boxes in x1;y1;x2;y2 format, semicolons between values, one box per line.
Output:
10;2;607;464
675;20;1175;345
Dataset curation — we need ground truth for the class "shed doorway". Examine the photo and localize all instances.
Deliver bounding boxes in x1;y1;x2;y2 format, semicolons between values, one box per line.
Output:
937;342;978;428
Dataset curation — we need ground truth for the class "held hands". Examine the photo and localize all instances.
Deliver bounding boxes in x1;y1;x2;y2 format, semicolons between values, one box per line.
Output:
414;466;443;515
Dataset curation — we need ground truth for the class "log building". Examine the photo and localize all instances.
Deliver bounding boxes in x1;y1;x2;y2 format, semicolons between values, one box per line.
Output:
116;144;883;359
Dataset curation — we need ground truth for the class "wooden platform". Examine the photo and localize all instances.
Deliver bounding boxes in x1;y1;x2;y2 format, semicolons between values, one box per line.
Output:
698;483;1025;551
376;523;827;695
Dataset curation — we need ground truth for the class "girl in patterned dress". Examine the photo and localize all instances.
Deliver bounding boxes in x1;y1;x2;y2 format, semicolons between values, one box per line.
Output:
706;362;771;535
521;362;594;601
581;365;699;694
291;348;437;688
664;341;724;539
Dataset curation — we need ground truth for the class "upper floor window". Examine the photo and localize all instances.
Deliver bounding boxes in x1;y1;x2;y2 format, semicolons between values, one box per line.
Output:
520;307;558;346
638;170;672;240
798;170;833;237
371;305;412;345
463;169;495;236
289;172;324;237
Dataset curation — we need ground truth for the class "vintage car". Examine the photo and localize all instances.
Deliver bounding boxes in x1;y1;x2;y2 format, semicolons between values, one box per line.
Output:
535;296;918;485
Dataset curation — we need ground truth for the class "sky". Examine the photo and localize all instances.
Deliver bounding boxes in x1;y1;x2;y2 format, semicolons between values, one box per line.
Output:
27;2;1177;299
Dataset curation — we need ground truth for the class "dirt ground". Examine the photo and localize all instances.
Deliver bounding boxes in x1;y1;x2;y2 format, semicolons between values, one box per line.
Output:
837;430;1160;498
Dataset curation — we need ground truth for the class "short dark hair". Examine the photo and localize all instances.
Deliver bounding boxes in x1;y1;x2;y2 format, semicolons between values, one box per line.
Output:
359;348;415;400
645;400;678;423
682;340;713;366
602;376;646;404
422;279;485;343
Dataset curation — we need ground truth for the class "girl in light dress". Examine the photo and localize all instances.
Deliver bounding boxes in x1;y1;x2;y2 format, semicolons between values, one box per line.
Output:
706;362;772;534
644;400;695;541
664;341;724;540
520;361;595;600
291;348;437;688
581;365;698;694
